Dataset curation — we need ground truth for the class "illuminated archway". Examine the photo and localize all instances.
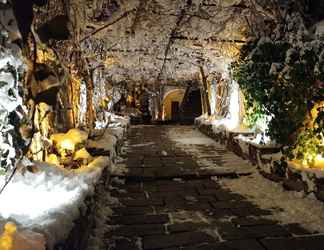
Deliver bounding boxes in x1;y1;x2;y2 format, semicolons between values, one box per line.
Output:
162;89;185;121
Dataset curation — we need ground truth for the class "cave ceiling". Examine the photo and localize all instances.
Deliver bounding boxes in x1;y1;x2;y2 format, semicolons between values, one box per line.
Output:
36;0;281;85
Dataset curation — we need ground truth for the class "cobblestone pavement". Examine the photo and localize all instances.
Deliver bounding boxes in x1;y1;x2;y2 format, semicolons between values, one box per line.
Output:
106;125;324;250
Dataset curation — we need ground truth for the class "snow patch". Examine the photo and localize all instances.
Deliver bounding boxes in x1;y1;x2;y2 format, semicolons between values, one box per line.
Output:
221;172;324;233
0;156;110;249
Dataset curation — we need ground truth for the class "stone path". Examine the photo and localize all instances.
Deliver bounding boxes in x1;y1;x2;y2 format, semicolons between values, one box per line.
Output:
106;125;324;250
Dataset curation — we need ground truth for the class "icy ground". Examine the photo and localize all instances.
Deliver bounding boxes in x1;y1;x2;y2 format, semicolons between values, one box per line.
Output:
167;126;324;234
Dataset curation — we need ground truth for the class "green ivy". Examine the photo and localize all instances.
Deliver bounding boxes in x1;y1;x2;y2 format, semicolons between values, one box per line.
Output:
290;109;324;166
233;38;324;147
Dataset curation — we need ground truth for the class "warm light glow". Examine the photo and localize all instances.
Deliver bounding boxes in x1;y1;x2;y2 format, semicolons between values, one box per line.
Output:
227;81;240;130
299;153;324;169
51;129;88;155
73;148;91;161
161;89;185;121
0;158;108;237
0;222;17;250
315;154;324;168
212;80;240;130
317;154;324;161
36;48;56;64
46;154;60;166
104;57;118;68
60;139;75;151
295;101;324;169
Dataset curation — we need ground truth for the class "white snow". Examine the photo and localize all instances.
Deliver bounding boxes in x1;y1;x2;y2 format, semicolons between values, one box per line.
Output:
0;44;26;172
0;156;110;249
196;112;277;149
130;142;155;148
168;127;215;146
79;81;87;125
95;112;130;132
88;132;118;159
220;172;324;233
167;127;254;174
173;127;324;233
235;134;281;148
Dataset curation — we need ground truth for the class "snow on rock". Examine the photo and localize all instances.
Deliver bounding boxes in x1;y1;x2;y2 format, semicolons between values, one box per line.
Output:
235;134;281;148
73;148;93;162
50;128;88;152
168;127;215;146
93;114;129;159
195;113;212;126
106;127;125;141
315;20;324;39
196;113;277;149
88;132;118;159
0;123;126;249
0;156;110;250
95;112;130;132
0;39;26;172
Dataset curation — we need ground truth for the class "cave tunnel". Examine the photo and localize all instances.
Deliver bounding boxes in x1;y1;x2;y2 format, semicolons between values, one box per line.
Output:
0;0;324;249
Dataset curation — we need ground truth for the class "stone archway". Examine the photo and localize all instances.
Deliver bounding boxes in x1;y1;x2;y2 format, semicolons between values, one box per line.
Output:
161;89;185;121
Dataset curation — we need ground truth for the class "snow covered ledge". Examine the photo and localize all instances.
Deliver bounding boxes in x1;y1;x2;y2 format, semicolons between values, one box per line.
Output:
0;155;110;250
0;122;129;250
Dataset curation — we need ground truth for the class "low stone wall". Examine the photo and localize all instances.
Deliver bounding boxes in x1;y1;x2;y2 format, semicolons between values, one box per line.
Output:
196;122;324;203
260;160;324;202
53;126;127;250
54;166;110;250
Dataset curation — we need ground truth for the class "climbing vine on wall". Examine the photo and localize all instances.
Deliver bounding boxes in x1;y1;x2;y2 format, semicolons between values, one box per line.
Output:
233;36;324;164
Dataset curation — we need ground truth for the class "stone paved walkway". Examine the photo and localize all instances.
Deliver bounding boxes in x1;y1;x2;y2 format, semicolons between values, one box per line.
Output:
106;125;324;250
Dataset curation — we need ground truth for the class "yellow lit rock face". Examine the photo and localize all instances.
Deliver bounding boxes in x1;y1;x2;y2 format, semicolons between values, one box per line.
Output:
60;139;75;151
46;154;61;166
162;89;185;121
50;133;65;145
73;148;92;162
0;222;17;250
51;129;89;155
36;48;56;64
0;223;46;250
65;129;88;145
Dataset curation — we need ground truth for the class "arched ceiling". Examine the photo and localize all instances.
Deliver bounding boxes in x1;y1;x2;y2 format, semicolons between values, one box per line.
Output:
37;0;282;84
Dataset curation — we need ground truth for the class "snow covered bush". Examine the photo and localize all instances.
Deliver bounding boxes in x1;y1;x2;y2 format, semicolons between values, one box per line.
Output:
232;39;290;142
233;10;324;166
233;36;324;143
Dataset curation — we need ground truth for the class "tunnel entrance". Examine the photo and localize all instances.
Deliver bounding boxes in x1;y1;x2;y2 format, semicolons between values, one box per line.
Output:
2;1;324;249
171;101;180;122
